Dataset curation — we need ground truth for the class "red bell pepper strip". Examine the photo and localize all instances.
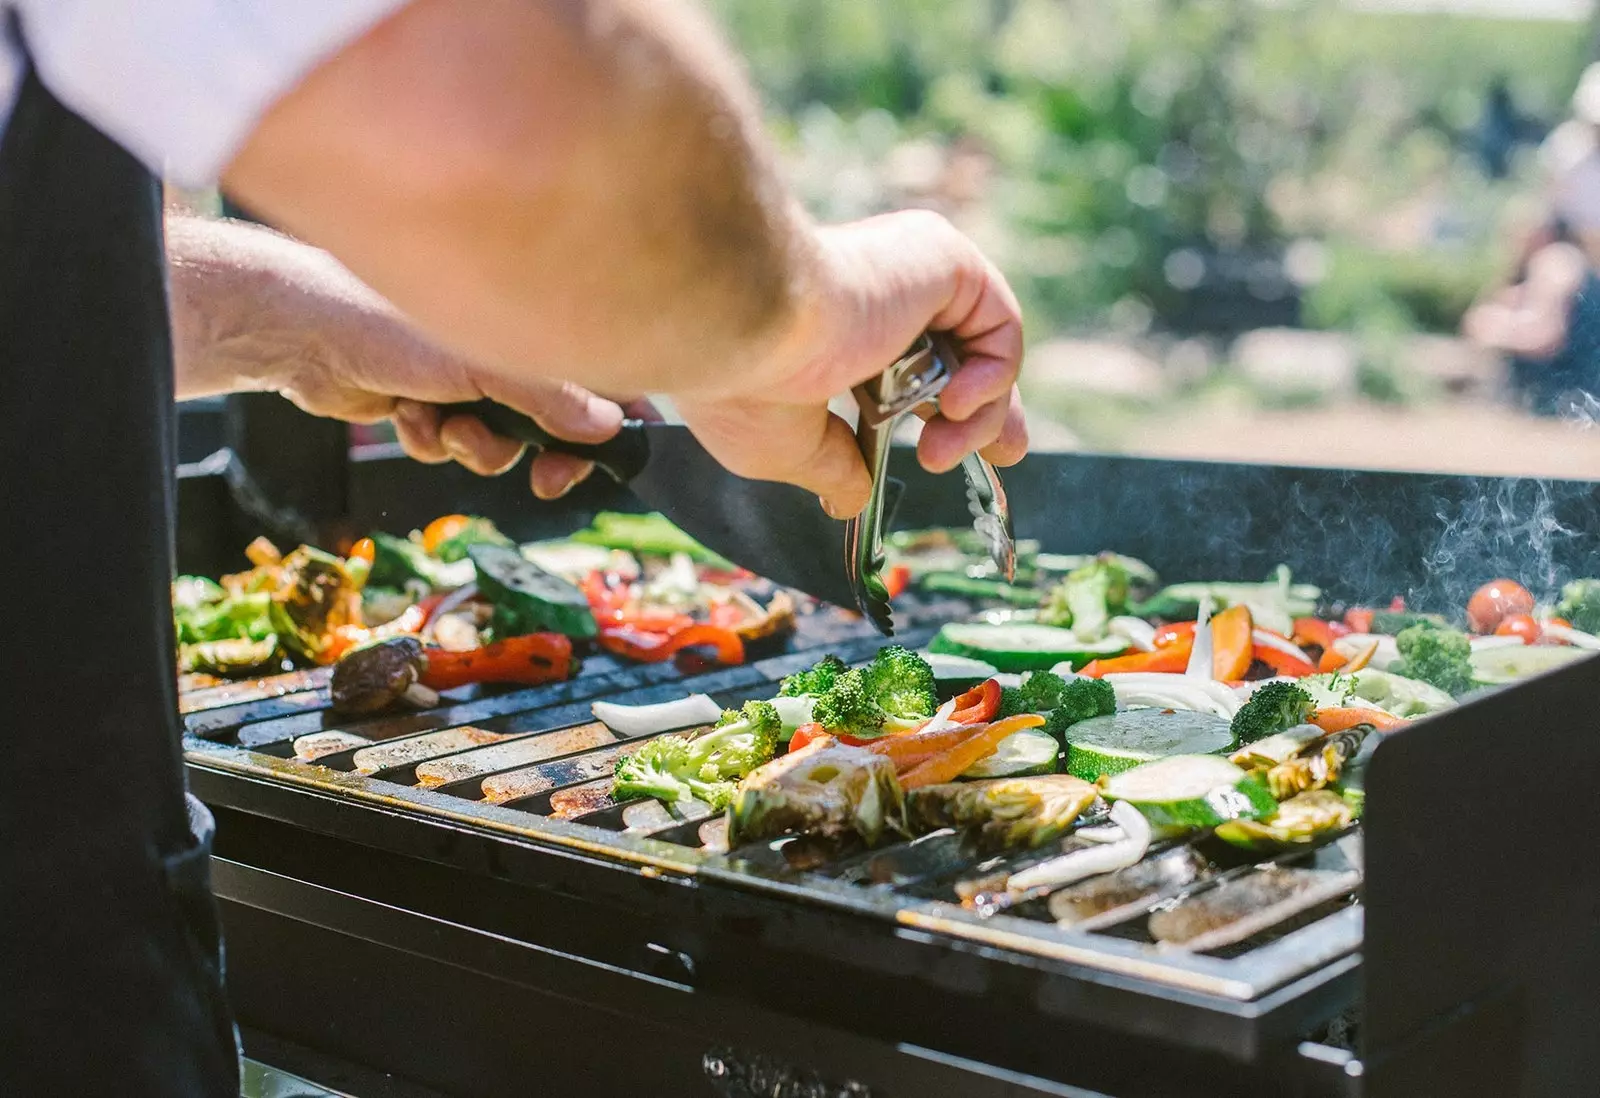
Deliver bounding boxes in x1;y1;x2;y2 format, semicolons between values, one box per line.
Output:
598;623;745;665
949;678;1001;724
1153;621;1197;648
1210;605;1254;680
1251;643;1316;677
1080;642;1193;678
418;633;573;690
883;564;911;600
788;722;875;752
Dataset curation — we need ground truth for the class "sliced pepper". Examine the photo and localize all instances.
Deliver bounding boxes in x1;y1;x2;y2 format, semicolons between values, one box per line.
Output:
598;623;745;665
419;633;573;690
883;564;911;600
1291;616;1338;652
949;678;1001;724
1252;643;1316;677
1211;604;1254;680
1153;621;1197;648
899;714;1047;789
1080;642;1193;678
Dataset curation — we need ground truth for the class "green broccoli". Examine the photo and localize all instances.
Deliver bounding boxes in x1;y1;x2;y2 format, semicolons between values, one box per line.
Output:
811;647;937;737
1556;579;1600;634
1041;678;1117;741
778;654;848;698
611;699;781;809
998;670;1072;718
1230;681;1316;745
1038;558;1130;640
1392;623;1475;696
1369;610;1449;635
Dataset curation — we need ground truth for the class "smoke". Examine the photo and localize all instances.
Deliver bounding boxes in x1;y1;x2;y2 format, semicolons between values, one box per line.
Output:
1427;478;1580;608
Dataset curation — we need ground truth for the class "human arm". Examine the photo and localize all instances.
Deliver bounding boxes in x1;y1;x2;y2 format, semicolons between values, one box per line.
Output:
218;0;1025;516
166;213;619;498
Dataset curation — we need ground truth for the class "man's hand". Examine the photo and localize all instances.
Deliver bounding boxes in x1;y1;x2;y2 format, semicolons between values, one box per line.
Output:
168;214;621;499
674;210;1027;517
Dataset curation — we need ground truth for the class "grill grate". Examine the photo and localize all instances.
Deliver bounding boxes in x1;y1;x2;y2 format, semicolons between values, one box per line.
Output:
181;594;1363;1004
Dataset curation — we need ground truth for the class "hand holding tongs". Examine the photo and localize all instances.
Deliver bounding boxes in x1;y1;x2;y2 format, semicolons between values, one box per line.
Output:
844;331;1016;634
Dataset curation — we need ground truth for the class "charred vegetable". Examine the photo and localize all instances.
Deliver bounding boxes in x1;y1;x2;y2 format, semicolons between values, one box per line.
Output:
330;633;573;715
1214;790;1355;851
269;546;362;662
728;738;905;846
330;636;426;715
907;775;1096;851
179;635;280;676
1259;725;1373;800
367;531;475;590
469;543;596;638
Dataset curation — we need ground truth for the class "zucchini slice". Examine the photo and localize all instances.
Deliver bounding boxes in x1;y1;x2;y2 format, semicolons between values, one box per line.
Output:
1102;754;1277;833
468;543;597;637
962;728;1060;779
929;622;1127;672
1063;709;1235;781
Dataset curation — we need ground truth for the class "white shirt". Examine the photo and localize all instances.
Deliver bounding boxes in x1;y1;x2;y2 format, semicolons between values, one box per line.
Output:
0;0;406;187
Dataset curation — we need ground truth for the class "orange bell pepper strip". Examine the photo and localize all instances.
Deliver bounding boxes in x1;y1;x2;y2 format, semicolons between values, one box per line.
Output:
864;723;989;768
1308;706;1408;733
787;723;878;751
421;514;472;555
899;714;1047;789
1210;605;1254;680
1344;608;1376;634
1292;617;1338;652
883;564;911;600
1080;642;1192;678
418;633;573;690
1318;647;1348;673
1153;621;1197;648
1252;643;1316;677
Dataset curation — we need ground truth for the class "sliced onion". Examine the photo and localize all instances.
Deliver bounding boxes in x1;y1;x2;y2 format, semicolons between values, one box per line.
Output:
1537;623;1600;650
1186;596;1216;679
915;696;963;736
592;693;722;736
1109;616;1157;653
1252;629;1311;664
1333;633;1400;670
1469;634;1531;652
421;581;478;637
992;672;1025;689
1104;672;1243;717
1007;801;1151;894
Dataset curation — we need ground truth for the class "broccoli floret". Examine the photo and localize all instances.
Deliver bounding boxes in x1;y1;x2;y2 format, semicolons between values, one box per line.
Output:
1370;610;1449;635
1041;678;1117;741
1392;623;1475;696
997;671;1072;717
1556;579;1600;634
1038;558;1130;640
811;647;937;737
611;735;737;809
778;654;848;698
687;700;781;781
1231;681;1316;745
863;645;938;721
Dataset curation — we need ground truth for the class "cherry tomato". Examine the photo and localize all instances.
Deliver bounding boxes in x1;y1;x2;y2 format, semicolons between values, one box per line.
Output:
1466;579;1534;634
1494;613;1539;644
421;514;472;555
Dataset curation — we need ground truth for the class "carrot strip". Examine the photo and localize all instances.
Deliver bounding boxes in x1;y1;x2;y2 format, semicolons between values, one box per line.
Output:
1252;643;1316;677
865;724;985;764
1292;617;1338;652
1081;643;1192;678
899;714;1046;789
1308;706;1408;733
1211;604;1254;680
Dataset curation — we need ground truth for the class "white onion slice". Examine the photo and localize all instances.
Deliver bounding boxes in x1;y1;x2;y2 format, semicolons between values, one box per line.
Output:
1104;672;1243;718
1252;629;1311;664
914;696;963;736
1007;801;1151;893
1333;633;1400;670
1109;616;1157;653
992;672;1025;689
1186;596;1216;679
771;694;816;732
422;582;478;636
1538;623;1600;650
592;693;722;737
1469;634;1531;652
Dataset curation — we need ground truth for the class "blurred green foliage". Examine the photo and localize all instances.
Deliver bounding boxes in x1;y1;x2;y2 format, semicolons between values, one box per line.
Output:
711;0;1591;336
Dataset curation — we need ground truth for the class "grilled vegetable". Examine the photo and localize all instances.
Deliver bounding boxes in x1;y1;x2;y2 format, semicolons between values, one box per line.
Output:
596;623;744;665
591;694;723;736
1259;725;1373;799
367;532;475;590
612;700;781;810
996;669;1070;718
179;635;280;676
1133;566;1318;636
907;775;1096;850
425;515;511;562
900;714;1046;788
1392;623;1474;695
810;646;938;739
930;622;1127;672
269;546;362;662
778;654;849;698
1039;557;1132;640
1214;790;1354;851
1101;754;1277;834
1063;709;1235;782
1370;610;1449;635
921;651;1001;692
1466;579;1535;634
415;634;572;690
961;727;1060;778
922;574;1041;606
1469;642;1591;684
469;543;595;638
1101;672;1242;718
1229;681;1315;745
728;738;906;846
571;511;731;566
1004;800;1152;894
1301;668;1453;717
1039;677;1118;741
1555;578;1600;634
330;636;425;715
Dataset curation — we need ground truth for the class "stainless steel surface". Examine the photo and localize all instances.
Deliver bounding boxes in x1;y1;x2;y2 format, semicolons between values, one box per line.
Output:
843;334;953;632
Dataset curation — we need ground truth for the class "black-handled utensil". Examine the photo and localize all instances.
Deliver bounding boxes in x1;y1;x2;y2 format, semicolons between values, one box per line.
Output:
438;400;651;482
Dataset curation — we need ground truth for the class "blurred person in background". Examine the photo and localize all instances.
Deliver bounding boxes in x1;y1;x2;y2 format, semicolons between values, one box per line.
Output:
1464;63;1600;415
0;2;1026;1095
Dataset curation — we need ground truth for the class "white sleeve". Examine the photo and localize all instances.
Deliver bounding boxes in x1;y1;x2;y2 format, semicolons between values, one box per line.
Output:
16;0;409;187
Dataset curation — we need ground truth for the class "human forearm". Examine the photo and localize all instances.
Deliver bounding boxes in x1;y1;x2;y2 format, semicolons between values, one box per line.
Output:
222;0;810;400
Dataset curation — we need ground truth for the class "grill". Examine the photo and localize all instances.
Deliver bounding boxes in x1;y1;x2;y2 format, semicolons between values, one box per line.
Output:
176;438;1600;1098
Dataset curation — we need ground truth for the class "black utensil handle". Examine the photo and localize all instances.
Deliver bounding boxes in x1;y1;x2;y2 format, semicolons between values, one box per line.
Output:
438;400;650;482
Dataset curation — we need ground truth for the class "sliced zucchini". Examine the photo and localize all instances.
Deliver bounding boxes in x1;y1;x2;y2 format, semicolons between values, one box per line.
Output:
920;651;1001;694
1063;709;1235;781
1102;754;1277;833
929;622;1127;672
1469;643;1591;685
468;543;596;637
519;539;620;579
962;728;1060;779
920;573;1041;606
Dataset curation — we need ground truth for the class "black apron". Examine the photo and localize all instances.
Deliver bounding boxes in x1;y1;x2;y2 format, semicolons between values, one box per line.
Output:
0;53;240;1098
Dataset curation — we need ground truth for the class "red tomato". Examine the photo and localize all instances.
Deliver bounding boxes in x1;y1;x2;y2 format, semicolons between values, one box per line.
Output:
1466;579;1534;634
1494;613;1539;644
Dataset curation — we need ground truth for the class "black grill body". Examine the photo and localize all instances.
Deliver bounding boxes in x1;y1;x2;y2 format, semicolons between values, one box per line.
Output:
175;442;1600;1097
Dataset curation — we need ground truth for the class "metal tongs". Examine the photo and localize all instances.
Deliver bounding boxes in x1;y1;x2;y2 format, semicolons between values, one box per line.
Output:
844;332;1016;634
